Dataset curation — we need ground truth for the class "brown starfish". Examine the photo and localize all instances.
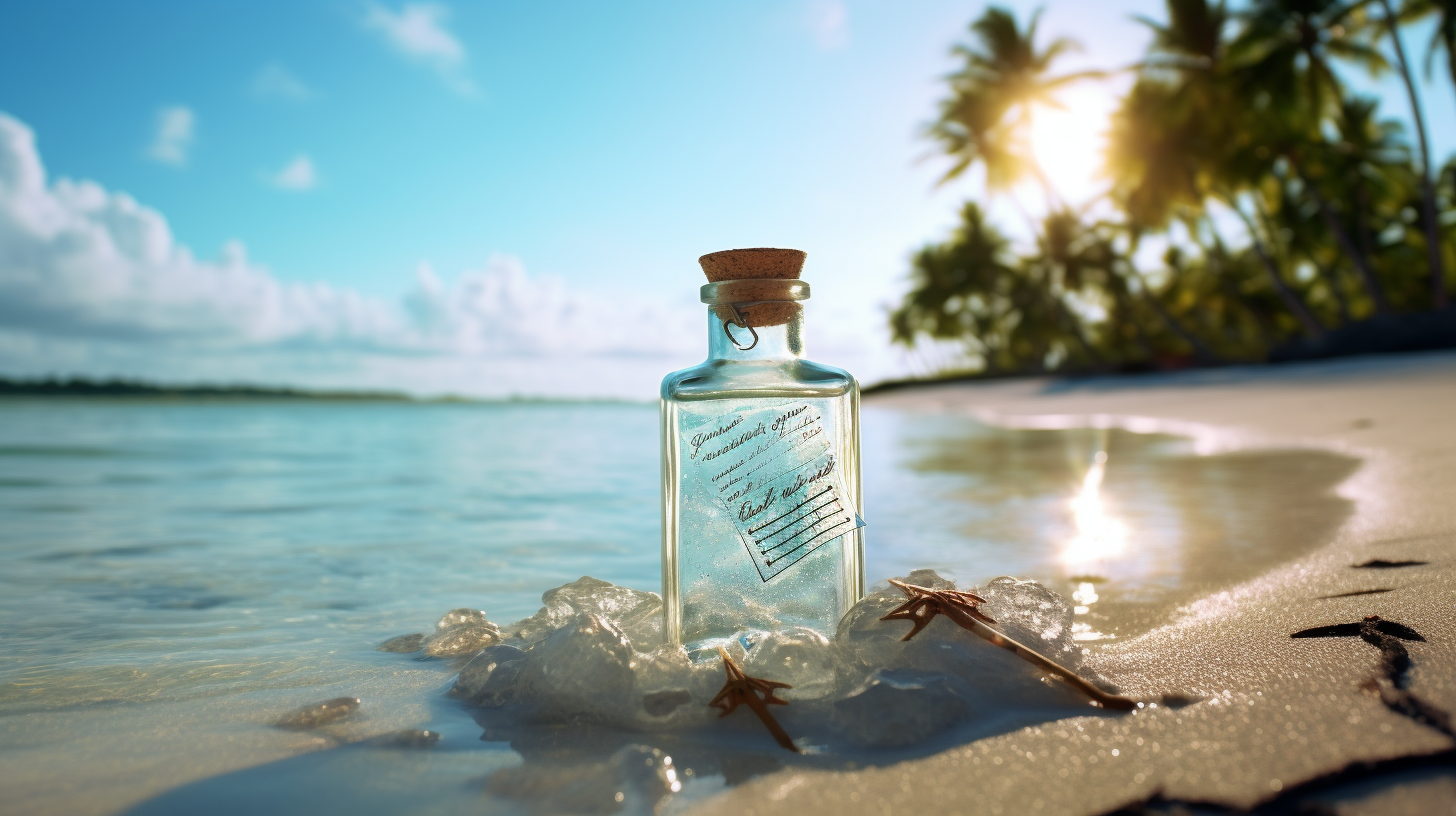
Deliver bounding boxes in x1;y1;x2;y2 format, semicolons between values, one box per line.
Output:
881;578;1137;711
709;647;799;752
881;579;996;639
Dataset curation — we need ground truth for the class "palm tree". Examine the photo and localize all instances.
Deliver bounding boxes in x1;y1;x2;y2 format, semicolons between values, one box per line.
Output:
1027;210;1110;364
1229;0;1385;116
1227;0;1396;318
927;6;1101;201
1374;0;1448;307
1319;96;1408;310
921;7;1109;367
1109;0;1329;337
891;203;1028;372
1402;0;1456;107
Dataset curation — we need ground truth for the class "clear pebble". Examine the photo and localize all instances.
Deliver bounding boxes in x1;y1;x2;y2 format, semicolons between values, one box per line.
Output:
366;728;441;748
835;569;957;679
514;613;636;722
274;696;361;729
742;626;836;701
834;669;968;747
977;576;1079;664
423;609;502;657
487;745;679;813
452;644;527;702
395;571;1103;740
504;577;663;651
436;608;491;629
375;633;425;653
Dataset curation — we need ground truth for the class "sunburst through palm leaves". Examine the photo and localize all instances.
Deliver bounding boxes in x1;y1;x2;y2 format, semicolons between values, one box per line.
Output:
881;578;1137;711
709;647;799;752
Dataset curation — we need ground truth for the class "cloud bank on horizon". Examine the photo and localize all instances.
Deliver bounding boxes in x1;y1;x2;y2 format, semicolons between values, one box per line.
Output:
0;113;700;397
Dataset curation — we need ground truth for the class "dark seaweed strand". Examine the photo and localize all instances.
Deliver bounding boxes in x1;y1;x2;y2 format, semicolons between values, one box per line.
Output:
1099;614;1456;814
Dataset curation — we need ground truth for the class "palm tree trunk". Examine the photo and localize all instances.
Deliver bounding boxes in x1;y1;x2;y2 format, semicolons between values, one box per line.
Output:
1311;256;1352;325
1228;197;1327;337
1449;44;1456;117
1379;0;1447;309
1204;225;1277;353
1053;294;1105;365
1118;291;1159;361
1131;269;1223;362
1356;180;1381;302
1289;156;1392;314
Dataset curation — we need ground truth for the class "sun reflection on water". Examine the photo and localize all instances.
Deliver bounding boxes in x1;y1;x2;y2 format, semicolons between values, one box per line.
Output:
1063;449;1125;641
1062;451;1128;569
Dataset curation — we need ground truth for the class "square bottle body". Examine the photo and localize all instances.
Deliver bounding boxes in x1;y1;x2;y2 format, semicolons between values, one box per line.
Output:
661;363;864;657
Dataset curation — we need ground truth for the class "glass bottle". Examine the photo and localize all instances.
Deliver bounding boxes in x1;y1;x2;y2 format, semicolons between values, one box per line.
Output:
660;248;864;658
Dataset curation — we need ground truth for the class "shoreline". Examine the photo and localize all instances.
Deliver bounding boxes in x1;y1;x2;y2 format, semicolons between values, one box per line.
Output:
693;350;1456;814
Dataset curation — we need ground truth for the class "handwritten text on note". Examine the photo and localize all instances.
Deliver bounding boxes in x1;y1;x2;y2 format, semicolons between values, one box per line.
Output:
683;401;865;581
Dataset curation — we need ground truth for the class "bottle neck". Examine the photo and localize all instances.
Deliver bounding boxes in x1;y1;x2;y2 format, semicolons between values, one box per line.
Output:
706;306;805;362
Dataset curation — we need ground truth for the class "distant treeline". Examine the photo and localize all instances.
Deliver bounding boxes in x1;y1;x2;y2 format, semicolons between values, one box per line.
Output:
0;376;417;401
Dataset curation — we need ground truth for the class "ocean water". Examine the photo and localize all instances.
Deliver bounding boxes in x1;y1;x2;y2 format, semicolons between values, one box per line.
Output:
0;399;1359;815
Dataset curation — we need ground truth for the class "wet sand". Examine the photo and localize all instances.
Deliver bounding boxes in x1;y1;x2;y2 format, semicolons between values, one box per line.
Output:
694;350;1456;815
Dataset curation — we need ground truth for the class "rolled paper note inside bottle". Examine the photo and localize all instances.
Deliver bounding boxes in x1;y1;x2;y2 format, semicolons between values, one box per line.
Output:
660;248;866;658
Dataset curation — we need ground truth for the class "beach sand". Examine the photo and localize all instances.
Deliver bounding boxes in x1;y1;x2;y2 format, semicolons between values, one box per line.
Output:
693;350;1456;815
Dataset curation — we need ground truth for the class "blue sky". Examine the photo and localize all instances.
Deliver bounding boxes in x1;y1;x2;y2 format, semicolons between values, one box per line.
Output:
1;1;1453;397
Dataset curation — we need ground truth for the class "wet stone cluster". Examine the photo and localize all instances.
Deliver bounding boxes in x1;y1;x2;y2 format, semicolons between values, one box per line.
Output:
381;571;1110;748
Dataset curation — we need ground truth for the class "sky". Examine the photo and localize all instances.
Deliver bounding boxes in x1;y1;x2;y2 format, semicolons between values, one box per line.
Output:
1;1;1453;398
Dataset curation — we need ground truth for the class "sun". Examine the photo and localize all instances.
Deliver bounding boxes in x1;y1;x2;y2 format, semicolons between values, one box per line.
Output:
1025;85;1114;206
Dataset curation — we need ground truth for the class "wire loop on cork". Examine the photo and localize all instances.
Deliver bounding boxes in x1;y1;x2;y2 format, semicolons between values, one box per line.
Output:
722;304;760;351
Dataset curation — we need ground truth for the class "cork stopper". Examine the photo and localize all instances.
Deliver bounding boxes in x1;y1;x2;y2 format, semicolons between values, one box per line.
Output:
699;248;806;282
699;248;806;328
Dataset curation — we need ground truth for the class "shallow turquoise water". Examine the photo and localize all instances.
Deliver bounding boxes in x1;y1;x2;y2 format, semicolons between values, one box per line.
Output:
0;399;1358;815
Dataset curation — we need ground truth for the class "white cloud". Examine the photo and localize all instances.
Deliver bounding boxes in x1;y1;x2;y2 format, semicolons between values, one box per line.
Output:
0;112;697;397
250;63;312;102
147;106;194;166
363;2;475;95
270;155;318;191
805;0;849;50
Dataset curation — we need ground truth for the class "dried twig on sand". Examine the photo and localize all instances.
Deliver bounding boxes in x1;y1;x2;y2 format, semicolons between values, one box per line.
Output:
881;578;1138;711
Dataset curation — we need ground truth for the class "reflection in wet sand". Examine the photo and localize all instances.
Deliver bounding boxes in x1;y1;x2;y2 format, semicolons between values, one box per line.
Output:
863;410;1360;641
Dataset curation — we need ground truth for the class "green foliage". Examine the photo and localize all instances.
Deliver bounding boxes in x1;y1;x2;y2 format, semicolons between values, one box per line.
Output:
926;6;1102;193
894;1;1456;374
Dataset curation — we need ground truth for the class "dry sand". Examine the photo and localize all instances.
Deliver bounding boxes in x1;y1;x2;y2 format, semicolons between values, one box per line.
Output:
693;350;1456;816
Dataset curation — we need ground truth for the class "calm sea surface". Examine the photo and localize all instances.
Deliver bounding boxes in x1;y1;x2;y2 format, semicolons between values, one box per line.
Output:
0;399;1358;815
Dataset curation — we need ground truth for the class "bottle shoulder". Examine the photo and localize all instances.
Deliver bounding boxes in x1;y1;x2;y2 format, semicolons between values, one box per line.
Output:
661;358;858;401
